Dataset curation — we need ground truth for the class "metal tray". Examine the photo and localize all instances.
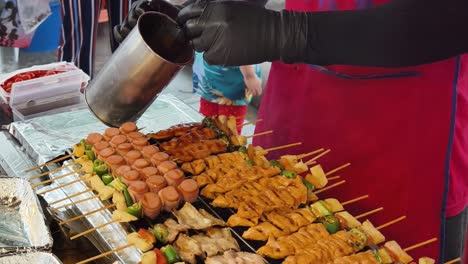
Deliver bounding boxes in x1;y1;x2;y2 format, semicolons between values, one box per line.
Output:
0;252;62;264
0;177;52;256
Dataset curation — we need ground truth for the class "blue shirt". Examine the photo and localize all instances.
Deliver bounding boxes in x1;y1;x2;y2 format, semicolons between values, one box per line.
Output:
192;52;262;106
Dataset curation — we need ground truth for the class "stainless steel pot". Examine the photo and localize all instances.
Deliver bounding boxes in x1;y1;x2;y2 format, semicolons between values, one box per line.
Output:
85;11;193;127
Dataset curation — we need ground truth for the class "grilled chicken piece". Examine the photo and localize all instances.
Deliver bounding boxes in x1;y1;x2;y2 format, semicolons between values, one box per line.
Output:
256;224;330;259
332;250;380;264
174;233;203;264
205;250;265;264
164;218;189;243
173;202;218;230
191;228;240;257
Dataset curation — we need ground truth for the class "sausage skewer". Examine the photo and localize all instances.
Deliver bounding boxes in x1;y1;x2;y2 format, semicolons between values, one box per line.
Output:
31;169;84;188
59;204;116;225
24;154;74;173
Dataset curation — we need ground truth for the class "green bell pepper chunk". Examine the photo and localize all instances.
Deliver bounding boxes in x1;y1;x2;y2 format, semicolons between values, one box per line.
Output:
349;228;368;250
302;179;317;201
122;187;134;207
280;170;297;179
319;215;340;234
94;164;108;177
150;224;168;243
161;245;179;264
126;202;142;218
108;177;127;191
372;250;384;264
93;159;104;167
85;150;95;161
269;160;284;170
238;146;247;154
246;159;255;166
80;139;92;151
101;174;114;185
309;200;332;217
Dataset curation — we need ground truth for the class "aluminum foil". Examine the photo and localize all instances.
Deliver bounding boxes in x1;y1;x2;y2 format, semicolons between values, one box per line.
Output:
0;132;42;179
9;93;202;164
0;177;52;255
0;252;62;264
39;161;141;263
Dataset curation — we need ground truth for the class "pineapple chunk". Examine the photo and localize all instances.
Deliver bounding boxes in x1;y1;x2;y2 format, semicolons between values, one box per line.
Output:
293;162;309;174
323;198;344;213
127;232;153;252
383;241;414;264
307;165;328;188
80;160;94;174
73;143;86;157
113;192;127;211
76;155;89;164
140;251;157;264
361;220;385;244
335;211;361;228
90;175;105;190
98;186;115;200
230;135;247;146
112;210;138;222
81;173;95;185
226;116;238;136
418;257;435;264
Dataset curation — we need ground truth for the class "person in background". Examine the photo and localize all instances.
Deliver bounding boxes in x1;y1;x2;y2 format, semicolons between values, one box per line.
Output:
192;51;262;132
58;0;139;77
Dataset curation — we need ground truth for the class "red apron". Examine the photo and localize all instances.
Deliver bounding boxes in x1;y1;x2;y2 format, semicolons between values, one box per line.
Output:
255;0;468;261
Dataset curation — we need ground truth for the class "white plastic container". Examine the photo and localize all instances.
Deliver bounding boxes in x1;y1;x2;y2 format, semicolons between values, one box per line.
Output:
0;62;90;121
0;62;89;105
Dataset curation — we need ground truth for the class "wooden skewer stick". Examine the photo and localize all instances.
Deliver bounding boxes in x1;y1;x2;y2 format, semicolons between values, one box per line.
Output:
37;178;84;195
265;142;302;152
24;154;74;173
137;127;146;131
377;216;407;230
52;195;100;212
59;204;115;225
49;189;94;206
445;258;462;264
342;195;369;206
326;163;351;176
246;130;274;138
306;160;317;166
29;162;78;181
314;180;346;195
355;207;384;219
70;220;119;240
238;119;263;127
306;149;331;164
236;113;253;120
76;243;134;264
31;170;83;188
404;238;438;252
327;176;341;181
297;148;325;159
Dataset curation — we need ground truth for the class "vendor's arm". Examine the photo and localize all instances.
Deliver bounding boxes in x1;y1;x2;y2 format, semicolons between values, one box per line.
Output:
178;0;468;67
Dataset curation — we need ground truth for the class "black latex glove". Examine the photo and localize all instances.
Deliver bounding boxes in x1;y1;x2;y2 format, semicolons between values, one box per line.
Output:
113;0;185;44
178;1;305;66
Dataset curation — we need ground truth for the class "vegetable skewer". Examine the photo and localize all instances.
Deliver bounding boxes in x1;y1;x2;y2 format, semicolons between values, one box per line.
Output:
59;203;116;225
31;169;84;188
76;243;134;264
24;153;74;173
28;162;78;181
49;189;95;206
52;194;99;212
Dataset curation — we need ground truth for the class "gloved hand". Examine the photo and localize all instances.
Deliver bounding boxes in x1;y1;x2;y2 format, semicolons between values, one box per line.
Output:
178;1;309;66
113;0;184;45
